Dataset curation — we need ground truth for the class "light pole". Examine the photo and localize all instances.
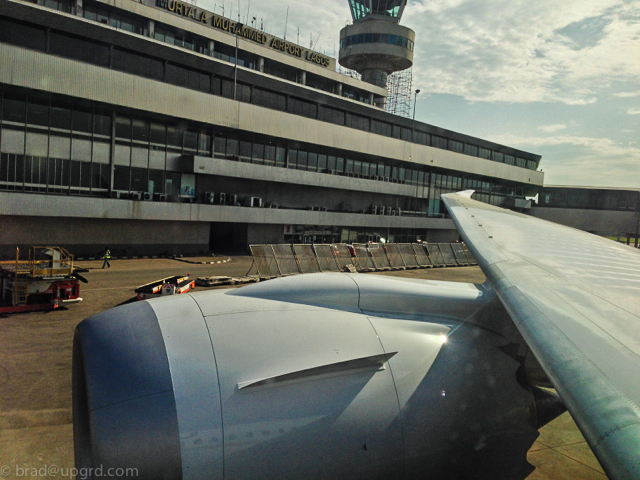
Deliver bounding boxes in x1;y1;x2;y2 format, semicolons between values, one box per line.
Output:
234;23;244;101
412;88;421;123
411;88;421;214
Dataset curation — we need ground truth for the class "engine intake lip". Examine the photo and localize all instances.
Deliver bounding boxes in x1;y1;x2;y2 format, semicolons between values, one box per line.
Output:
72;301;183;480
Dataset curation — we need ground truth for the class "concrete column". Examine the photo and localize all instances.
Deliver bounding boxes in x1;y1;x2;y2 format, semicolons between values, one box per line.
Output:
209;40;215;56
74;0;83;16
298;71;306;85
369;93;374;105
336;84;343;96
258;57;264;73
147;19;155;38
109;111;116;194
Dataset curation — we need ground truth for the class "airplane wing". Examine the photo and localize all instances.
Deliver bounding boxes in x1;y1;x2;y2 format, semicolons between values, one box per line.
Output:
442;191;640;480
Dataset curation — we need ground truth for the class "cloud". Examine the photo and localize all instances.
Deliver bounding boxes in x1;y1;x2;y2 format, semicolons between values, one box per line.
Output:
539;124;567;132
628;107;640;115
489;133;640;187
614;90;640;97
405;0;640;104
198;1;639;105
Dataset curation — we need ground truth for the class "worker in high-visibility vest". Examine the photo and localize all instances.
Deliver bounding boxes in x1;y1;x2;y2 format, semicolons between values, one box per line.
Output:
102;247;111;269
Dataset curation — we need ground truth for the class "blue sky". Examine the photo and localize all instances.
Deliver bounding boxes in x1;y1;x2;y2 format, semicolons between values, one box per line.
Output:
200;0;639;188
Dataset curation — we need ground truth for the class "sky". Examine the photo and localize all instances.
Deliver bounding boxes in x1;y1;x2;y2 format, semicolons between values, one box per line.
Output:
198;0;640;188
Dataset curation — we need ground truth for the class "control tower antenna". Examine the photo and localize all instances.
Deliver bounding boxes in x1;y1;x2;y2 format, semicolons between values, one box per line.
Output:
284;6;288;40
338;1;414;108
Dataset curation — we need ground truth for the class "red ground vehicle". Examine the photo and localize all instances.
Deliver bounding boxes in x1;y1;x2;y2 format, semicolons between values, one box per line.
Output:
0;247;84;314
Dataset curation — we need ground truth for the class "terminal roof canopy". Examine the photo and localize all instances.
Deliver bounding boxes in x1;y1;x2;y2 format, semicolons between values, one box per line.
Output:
348;0;407;22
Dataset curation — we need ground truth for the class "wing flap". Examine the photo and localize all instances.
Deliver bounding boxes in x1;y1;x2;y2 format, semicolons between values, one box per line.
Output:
443;192;640;480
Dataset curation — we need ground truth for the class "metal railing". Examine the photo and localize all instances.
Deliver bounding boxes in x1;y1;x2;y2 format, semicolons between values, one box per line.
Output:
250;242;477;280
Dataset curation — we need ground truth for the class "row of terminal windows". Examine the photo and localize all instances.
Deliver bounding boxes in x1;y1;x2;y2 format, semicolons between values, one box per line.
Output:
0;148;514;215
0;94;524;204
0;15;538;171
340;33;414;52
83;0;145;35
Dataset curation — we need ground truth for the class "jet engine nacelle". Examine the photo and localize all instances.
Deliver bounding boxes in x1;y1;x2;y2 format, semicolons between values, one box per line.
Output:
73;273;554;480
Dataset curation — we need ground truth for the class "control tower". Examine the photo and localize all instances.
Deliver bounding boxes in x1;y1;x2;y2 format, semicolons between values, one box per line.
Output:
339;1;415;94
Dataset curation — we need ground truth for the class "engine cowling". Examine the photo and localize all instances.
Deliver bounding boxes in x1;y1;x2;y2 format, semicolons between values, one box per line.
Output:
73;273;550;480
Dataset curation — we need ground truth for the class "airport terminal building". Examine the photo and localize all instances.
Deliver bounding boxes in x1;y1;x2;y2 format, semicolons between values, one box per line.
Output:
531;186;640;247
0;0;544;256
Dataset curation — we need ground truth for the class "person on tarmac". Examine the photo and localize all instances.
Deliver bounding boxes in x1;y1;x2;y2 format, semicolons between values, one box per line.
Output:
102;247;111;269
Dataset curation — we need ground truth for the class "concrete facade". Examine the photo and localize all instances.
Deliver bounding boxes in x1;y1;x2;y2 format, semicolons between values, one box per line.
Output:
0;215;210;257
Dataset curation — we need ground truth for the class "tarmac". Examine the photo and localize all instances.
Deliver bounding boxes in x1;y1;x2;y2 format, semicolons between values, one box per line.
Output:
0;256;607;479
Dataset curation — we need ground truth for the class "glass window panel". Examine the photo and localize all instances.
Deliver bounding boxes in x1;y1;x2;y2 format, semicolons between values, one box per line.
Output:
214;136;225;156
226;138;238;158
115;116;132;139
13;22;46;51
93;112;111;136
275;147;286;167
73;109;92;133
130;167;148;192
80;160;91;188
165;171;180;196
148;169;163;194
96;8;108;26
308;152;318;171
150;123;166;145
264;145;275;165
3;98;27;124
297;151;308;170
166;127;182;148
199;131;212;154
184;130;198;150
288;149;297;168
479;147;491;160
27;100;49;127
318;154;327;171
92;163;109;189
239;141;252;160
252;143;264;163
346;158;354;173
132;118;149;142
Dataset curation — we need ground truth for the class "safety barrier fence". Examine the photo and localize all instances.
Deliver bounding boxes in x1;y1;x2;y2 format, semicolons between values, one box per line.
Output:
250;243;477;279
